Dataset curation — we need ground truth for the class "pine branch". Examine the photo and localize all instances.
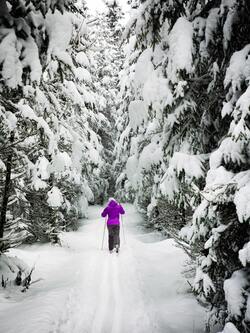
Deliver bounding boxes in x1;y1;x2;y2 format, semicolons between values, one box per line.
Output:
0;130;39;151
0;96;19;114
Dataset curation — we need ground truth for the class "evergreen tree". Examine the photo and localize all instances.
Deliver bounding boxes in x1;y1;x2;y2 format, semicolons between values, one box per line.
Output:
187;1;250;332
88;1;124;202
0;0;106;248
115;1;250;331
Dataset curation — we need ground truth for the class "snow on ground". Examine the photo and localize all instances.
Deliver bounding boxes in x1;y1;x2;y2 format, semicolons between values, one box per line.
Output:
0;204;206;333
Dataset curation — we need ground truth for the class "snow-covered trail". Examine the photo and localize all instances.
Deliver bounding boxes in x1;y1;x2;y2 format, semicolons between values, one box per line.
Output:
0;204;205;333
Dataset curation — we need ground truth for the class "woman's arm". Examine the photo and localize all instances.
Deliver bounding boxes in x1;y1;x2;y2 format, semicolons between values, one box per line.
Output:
101;207;108;217
119;205;125;215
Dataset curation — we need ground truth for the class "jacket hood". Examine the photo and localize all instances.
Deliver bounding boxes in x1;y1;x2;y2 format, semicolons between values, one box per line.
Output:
108;199;118;207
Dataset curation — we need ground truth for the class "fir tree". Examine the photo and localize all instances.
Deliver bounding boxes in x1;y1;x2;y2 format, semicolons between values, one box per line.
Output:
88;1;124;202
116;1;250;331
0;0;106;248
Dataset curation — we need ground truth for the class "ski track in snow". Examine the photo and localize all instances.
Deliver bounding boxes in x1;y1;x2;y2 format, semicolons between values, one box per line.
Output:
90;255;110;333
0;204;206;333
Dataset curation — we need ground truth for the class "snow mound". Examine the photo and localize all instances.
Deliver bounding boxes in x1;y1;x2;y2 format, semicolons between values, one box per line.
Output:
224;44;250;93
0;254;29;287
47;186;64;208
224;270;247;318
167;17;193;83
134;48;154;89
46;10;73;67
218;322;240;333
128;100;148;130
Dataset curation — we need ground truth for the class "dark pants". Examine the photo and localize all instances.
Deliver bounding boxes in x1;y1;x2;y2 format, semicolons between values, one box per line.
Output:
107;225;120;251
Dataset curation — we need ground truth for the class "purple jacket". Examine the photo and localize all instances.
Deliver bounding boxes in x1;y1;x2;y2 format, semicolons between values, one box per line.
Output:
101;200;125;225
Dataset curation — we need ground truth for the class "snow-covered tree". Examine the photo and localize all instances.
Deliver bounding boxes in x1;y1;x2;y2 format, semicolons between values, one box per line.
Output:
115;1;201;218
115;1;250;331
1;0;250;331
88;1;124;202
187;2;250;331
0;0;106;248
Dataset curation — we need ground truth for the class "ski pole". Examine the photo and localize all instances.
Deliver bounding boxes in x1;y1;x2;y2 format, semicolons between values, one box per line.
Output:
101;217;107;250
121;215;126;244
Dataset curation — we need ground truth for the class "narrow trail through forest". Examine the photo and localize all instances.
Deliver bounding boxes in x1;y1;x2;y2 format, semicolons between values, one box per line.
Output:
0;205;205;333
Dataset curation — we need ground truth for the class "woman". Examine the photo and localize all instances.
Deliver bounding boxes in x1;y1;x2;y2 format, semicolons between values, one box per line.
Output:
101;198;125;253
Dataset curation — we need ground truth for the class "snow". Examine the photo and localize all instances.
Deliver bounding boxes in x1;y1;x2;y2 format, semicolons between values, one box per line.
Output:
201;168;235;203
0;23;42;88
75;51;90;67
193;17;206;38
221;0;238;10
205;8;220;47
142;70;173;109
224;44;250;93
0;205;205;333
221;101;233;118
190;200;216;241
230;85;250;140
77;195;88;218
223;6;238;50
126;154;139;187
5;111;17;130
18;102;57;154
204;224;228;249
47;186;64;208
74;67;92;83
32;177;48;191
138;141;163;171
224;270;247;318
218;322;240;333
49;151;72;176
179;225;194;242
21;36;42;83
71;139;83;172
134;48;154;89
85;0;107;14
145;118;160;136
128;100;148;130
160;167;180;201
160;152;205;200
63;80;84;106
234;181;250;222
210;138;245;169
246;297;250;323
167;17;193;83
81;179;94;203
206;166;234;187
169;152;205;180
239;241;250;267
45;10;73;67
35;88;51;113
0;158;6;171
165;100;195;128
85;141;102;165
0;254;30;290
35;156;50;180
193;267;216;297
0;30;22;88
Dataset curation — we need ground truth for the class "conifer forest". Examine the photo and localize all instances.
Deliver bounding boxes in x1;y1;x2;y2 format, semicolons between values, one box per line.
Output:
0;1;250;333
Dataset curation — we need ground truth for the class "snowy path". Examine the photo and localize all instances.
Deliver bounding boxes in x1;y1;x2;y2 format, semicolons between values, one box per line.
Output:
0;204;205;333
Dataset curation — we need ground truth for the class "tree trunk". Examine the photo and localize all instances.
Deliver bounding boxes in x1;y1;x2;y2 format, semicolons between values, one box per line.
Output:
0;131;14;239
